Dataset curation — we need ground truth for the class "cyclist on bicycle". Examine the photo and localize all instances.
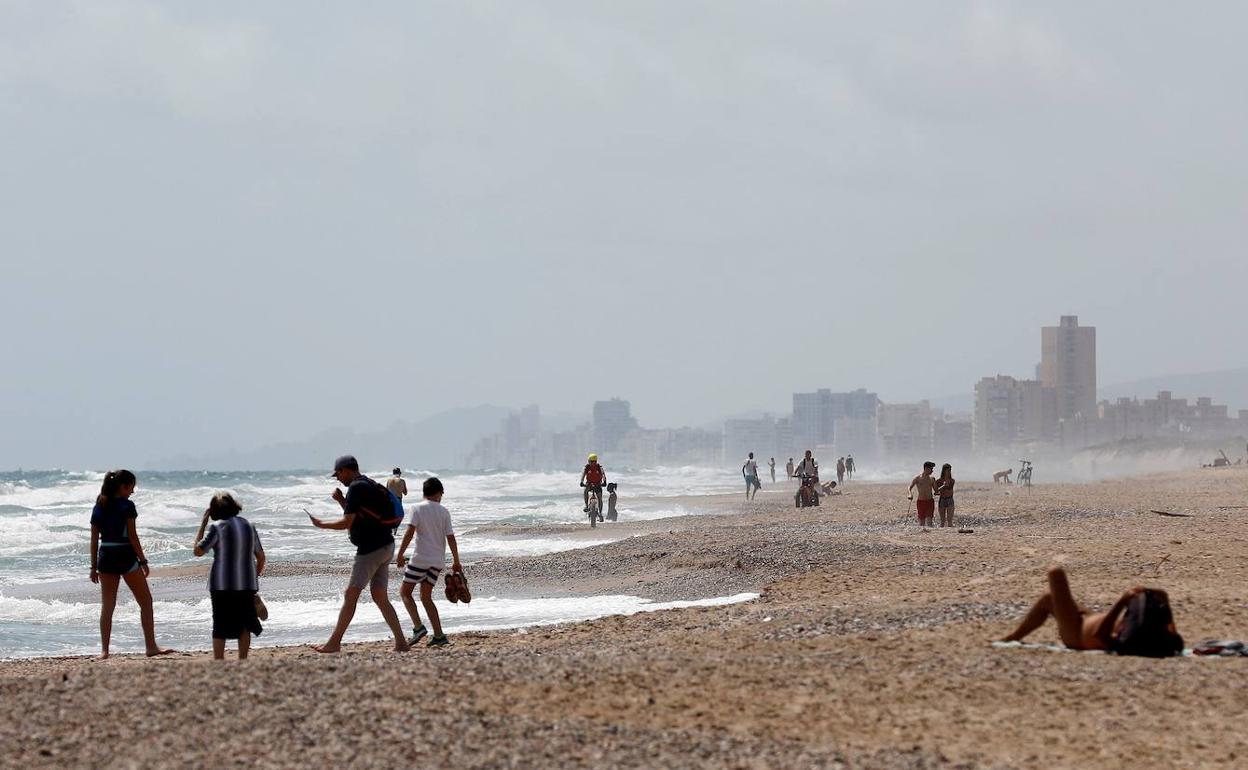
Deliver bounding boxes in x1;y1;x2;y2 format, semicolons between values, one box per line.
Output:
580;454;607;519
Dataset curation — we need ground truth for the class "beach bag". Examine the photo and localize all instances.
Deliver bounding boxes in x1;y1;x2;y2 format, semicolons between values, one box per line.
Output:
1112;590;1184;658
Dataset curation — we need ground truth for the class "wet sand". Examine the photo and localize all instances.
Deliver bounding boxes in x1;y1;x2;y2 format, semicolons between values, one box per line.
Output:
1;468;1245;768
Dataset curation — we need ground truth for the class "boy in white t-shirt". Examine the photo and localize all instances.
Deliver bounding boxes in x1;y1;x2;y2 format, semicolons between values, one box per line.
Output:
395;477;461;647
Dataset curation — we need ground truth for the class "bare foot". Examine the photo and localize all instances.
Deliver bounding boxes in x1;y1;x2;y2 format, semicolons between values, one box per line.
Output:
310;643;340;654
145;648;177;657
394;642;410;653
97;652;110;661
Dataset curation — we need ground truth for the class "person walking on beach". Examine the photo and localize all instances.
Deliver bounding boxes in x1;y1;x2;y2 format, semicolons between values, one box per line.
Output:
192;492;265;660
768;457;776;484
395;477;461;648
908;461;938;528
742;452;761;500
308;455;409;653
845;454;855;480
386;468;408;501
936;464;956;528
89;470;175;659
580;454;606;519
786;458;795;479
836;457;846;486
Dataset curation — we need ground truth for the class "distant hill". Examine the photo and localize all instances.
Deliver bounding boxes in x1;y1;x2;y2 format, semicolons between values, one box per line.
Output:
1098;368;1248;411
149;405;512;471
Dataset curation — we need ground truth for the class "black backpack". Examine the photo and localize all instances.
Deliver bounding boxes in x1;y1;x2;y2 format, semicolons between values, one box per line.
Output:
1113;590;1184;658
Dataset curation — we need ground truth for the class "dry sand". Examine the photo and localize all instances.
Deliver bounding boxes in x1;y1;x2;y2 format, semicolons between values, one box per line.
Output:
1;468;1246;768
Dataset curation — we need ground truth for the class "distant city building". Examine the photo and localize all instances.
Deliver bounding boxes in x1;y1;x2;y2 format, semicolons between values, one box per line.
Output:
792;388;879;454
878;401;939;455
593;398;638;452
973;375;1054;451
1040;315;1096;421
723;416;779;466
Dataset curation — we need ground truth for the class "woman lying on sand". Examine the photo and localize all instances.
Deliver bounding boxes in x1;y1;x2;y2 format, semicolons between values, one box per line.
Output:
1001;567;1184;657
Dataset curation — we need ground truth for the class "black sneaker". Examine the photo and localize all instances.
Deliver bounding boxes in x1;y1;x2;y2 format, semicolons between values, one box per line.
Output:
427;634;449;648
407;625;428;646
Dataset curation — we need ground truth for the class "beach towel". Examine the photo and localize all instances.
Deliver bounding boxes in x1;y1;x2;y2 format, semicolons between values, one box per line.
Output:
1192;640;1248;656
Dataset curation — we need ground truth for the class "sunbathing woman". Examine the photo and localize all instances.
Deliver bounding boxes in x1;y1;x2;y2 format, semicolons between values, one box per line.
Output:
1001;566;1182;656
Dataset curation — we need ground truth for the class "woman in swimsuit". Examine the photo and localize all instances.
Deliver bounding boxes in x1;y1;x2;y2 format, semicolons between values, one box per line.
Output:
936;463;955;528
89;470;174;659
1001;567;1170;651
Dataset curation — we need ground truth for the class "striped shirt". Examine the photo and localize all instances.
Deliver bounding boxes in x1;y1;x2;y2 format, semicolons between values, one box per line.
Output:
197;516;262;592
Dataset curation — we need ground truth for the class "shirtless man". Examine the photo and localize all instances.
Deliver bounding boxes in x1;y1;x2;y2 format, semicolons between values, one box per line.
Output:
993;468;1013;484
908;461;938;527
386;468;408;501
1001;567;1182;654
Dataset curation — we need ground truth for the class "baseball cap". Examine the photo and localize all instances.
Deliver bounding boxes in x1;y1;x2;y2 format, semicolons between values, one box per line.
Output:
331;455;359;476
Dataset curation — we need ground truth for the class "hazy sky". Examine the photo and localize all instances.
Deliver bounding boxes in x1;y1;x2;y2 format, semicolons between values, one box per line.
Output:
3;1;1246;468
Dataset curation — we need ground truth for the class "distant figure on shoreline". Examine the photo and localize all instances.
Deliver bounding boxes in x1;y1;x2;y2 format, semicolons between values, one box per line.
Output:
908;461;937;528
845;454;855;480
308;455;408;654
785;458;795;479
795;450;819;483
89;470;175;659
742;452;761;500
836;457;846;486
606;482;619;521
580;454;606;517
192;492;265;660
768;457;776;484
386;468;408;501
936;463;956;528
1001;567;1183;657
993;468;1014;484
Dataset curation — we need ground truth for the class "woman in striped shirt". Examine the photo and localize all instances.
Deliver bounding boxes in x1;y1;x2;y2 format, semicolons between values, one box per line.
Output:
193;492;266;660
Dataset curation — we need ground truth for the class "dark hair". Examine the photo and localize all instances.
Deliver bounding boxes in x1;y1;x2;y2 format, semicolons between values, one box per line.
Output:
423;477;444;497
923;461;936;469
208;492;243;521
940;463;953;480
1113;589;1184;658
392;467;402;475
607;482;617;492
95;469;137;508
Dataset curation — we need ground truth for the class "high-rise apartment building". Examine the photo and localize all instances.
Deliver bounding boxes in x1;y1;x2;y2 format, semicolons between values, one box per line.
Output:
592;398;638;452
791;388;879;453
973;375;1054;451
1040;315;1096;421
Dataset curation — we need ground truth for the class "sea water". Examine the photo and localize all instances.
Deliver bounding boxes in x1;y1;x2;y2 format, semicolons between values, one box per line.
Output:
0;467;752;657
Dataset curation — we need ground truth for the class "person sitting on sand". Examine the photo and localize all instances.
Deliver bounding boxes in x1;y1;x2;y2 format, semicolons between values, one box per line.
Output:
820;480;838;496
908;461;938;528
89;470;175;659
193;492;265;660
1001;567;1183;657
308;455;409;653
395;477;461;648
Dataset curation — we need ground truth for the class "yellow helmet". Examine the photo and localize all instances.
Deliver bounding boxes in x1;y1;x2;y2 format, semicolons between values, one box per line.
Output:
588;453;598;462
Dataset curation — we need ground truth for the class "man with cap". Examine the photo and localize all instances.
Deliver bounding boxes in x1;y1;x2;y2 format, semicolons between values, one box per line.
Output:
308;455;409;653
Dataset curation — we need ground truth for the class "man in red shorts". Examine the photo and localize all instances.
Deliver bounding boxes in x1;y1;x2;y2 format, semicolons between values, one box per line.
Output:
908;461;938;528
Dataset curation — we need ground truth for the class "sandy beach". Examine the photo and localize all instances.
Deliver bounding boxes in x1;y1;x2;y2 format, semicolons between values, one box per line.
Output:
1;467;1245;769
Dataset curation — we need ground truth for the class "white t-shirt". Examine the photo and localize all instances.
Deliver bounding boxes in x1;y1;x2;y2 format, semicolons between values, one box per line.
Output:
405;500;455;568
743;458;758;477
796;458;819;476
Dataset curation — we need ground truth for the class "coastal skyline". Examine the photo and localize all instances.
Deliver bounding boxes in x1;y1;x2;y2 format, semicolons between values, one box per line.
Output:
3;2;1246;469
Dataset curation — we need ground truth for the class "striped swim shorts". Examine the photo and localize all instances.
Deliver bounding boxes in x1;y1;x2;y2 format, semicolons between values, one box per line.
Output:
402;563;443;586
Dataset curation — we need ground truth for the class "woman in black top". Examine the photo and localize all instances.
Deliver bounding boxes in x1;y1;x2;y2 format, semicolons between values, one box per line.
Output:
89;470;174;658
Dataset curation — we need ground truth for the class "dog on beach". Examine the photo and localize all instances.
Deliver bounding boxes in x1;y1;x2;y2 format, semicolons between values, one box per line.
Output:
993;469;1013;484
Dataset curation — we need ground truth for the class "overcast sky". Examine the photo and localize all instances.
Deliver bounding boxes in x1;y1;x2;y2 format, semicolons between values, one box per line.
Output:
2;1;1246;468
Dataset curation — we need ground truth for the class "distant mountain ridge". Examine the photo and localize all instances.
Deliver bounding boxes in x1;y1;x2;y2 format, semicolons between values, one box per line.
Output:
148;405;512;471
